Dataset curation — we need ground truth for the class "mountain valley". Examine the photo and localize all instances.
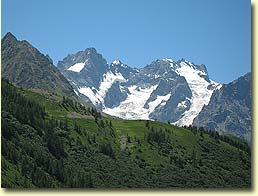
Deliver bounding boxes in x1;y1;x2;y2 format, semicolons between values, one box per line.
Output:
1;32;252;188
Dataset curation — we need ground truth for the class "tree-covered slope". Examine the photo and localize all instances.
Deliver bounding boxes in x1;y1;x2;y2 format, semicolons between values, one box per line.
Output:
1;80;251;188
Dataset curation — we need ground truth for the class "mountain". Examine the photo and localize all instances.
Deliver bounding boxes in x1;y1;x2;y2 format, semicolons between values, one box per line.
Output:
1;32;75;96
58;50;220;126
1;79;251;188
193;72;251;142
57;49;138;106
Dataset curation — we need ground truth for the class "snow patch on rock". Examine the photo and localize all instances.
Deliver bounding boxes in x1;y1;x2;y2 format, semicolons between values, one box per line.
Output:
78;87;100;105
78;70;126;106
67;62;86;72
177;100;188;108
99;71;126;98
147;93;171;113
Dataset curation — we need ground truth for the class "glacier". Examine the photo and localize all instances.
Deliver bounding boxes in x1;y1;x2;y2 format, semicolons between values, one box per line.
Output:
173;61;219;126
103;85;158;119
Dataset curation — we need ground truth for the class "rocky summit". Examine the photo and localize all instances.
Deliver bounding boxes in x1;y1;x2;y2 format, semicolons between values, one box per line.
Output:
1;32;75;96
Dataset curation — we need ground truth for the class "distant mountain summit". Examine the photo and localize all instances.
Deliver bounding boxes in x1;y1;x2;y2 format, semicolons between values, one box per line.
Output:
58;48;220;126
193;72;251;142
1;32;75;96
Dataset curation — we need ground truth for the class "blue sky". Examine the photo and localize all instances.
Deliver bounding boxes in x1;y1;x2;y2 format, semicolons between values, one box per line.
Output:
2;0;251;83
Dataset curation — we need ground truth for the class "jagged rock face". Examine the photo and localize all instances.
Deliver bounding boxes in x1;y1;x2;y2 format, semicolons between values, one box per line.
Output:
58;50;219;126
193;73;251;143
1;32;75;96
57;48;108;88
148;78;192;123
104;81;128;108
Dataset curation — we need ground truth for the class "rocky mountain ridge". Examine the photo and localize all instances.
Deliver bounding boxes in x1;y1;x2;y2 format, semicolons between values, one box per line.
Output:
193;72;251;142
1;32;75;96
57;48;220;126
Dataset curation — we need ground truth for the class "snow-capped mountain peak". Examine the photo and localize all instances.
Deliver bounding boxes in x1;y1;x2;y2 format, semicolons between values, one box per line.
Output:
112;59;122;65
111;59;128;69
58;51;220;127
162;58;174;63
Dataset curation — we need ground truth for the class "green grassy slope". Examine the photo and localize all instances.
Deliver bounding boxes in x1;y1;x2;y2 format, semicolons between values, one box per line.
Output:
1;79;251;188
